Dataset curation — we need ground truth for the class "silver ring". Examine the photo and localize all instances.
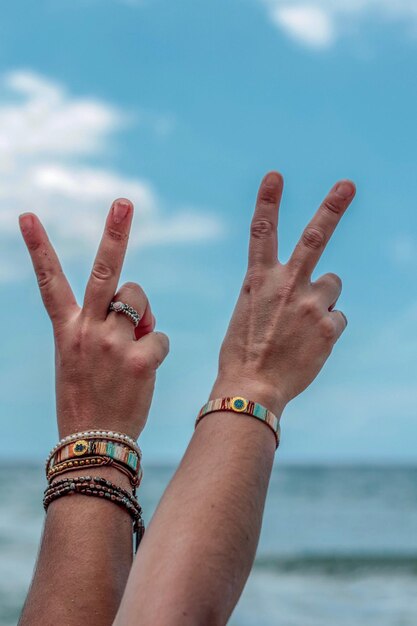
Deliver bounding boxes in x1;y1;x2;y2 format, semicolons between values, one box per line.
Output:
109;301;141;327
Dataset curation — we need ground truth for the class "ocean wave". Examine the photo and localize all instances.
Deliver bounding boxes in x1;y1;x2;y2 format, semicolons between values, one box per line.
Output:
254;553;417;575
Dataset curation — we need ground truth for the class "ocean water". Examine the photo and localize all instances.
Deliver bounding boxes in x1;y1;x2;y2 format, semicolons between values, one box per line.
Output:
1;464;417;625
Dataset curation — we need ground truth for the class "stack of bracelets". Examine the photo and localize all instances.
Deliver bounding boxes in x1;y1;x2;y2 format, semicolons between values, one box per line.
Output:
43;397;279;554
44;430;144;551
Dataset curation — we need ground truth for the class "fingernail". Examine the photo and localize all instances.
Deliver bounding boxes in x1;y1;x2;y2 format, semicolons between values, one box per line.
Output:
19;213;34;235
264;172;282;186
335;181;354;199
112;200;131;224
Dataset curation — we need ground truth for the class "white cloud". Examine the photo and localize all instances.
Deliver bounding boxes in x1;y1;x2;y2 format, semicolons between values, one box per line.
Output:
273;5;334;48
0;70;223;282
261;0;417;48
0;71;121;158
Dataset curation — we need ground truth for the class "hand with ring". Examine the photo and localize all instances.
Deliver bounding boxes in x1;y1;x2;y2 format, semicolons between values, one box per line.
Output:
19;198;169;440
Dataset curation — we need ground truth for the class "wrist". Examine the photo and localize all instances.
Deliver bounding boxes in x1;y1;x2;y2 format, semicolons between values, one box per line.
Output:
57;419;142;441
55;418;141;445
56;402;144;440
210;376;287;418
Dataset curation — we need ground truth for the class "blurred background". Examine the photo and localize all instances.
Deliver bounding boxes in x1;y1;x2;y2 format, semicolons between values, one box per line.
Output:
1;0;417;624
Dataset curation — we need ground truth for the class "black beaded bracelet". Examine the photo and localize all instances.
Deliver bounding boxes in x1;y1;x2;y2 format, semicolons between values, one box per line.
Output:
43;475;145;551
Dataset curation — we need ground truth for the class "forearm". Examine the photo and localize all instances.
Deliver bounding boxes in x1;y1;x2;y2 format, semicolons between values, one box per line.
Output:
114;386;280;626
19;467;133;626
18;198;169;625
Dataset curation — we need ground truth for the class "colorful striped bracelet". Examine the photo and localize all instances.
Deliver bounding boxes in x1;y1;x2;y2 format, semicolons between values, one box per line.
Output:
45;430;141;469
196;396;281;448
47;439;140;478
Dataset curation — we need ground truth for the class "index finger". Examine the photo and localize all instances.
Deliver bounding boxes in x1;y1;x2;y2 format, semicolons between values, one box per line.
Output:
83;198;134;320
248;171;283;269
19;213;78;326
288;180;356;277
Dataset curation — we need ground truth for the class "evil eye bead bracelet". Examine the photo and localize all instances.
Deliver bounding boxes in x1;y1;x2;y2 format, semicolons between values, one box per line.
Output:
195;396;281;448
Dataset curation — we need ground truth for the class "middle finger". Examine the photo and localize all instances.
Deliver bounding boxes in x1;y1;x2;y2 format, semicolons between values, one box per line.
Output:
83;198;134;320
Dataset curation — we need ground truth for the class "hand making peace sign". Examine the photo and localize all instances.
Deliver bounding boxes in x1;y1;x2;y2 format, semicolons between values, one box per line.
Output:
212;172;356;417
19;199;169;439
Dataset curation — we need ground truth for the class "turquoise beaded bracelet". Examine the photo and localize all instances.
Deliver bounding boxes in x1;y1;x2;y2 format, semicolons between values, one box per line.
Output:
195;396;281;448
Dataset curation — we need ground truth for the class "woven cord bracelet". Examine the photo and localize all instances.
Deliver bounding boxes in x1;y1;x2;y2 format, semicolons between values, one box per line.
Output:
195;396;281;448
46;436;142;488
47;455;143;489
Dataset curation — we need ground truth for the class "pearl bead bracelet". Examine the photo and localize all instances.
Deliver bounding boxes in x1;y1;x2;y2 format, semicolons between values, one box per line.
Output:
45;430;141;470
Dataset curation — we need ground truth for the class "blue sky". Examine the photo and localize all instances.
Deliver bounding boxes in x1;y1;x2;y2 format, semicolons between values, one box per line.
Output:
1;0;417;463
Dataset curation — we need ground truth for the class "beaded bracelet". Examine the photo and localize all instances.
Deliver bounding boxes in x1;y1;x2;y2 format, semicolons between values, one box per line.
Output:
44;475;139;507
47;455;143;488
48;438;140;470
44;476;145;551
47;438;141;484
46;430;141;469
196;396;281;448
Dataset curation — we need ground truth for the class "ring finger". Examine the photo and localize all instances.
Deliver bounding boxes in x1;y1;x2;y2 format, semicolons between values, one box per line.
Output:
313;273;342;310
108;282;155;340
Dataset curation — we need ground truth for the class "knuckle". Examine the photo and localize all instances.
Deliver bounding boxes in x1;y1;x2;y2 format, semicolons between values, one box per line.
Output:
319;317;337;341
37;270;54;292
106;226;128;243
302;227;325;250
322;198;342;216
27;240;42;252
99;335;117;353
300;297;321;318
129;354;153;376
250;219;275;239
91;262;114;282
